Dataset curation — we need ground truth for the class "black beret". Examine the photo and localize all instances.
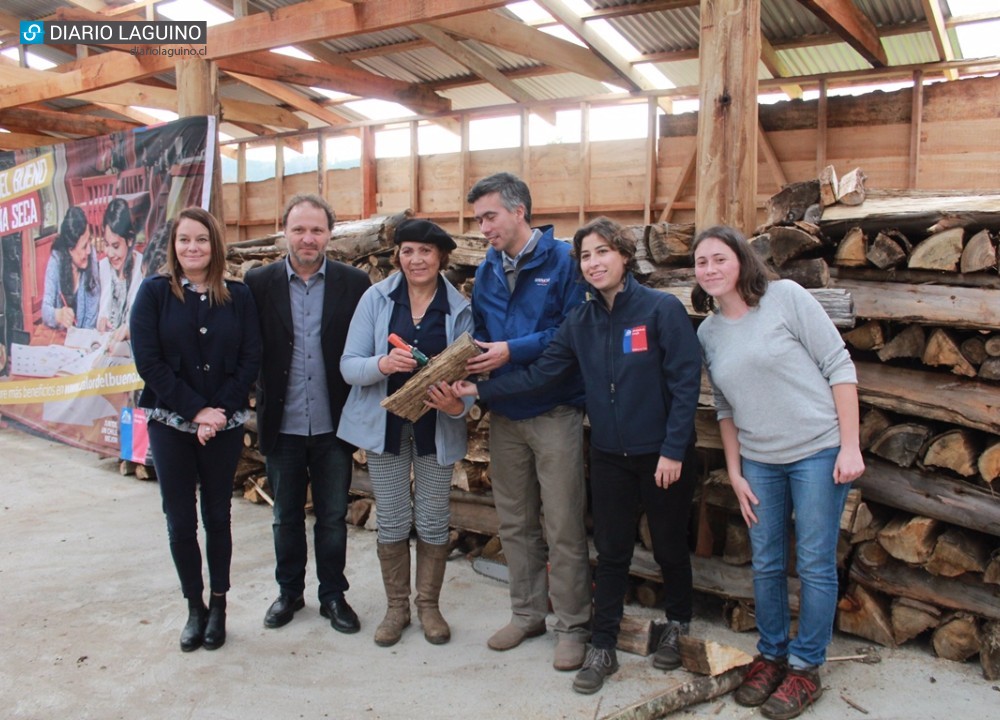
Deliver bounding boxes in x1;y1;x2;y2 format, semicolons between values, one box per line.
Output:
394;218;456;251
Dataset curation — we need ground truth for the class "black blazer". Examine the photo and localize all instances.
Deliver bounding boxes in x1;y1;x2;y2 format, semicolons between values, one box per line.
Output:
245;258;370;455
131;275;261;421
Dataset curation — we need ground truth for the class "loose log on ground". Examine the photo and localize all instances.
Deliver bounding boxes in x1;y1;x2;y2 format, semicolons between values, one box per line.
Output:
616;614;665;656
960;229;997;274
869;423;932;468
843;321;884;351
877;515;942;564
779;258;829;288
381;333;482;422
678;636;754;676
851;541;1000;620
723;600;758;632
924;527;992;577
891;597;942;644
347;497;374;527
135;463;156;481
932;613;981;662
923;328;978;377
877;325;926;362
854;458;1000;537
908;227;964;271
981;621;1000;680
818;165;838;207
768;225;824;266
837;583;896;647
834;226;868;267
836;168;867;206
922;429;980;477
979;441;1000;485
602;666;748;720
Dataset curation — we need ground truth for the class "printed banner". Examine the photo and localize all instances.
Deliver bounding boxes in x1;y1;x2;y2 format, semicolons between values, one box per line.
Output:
0;116;215;455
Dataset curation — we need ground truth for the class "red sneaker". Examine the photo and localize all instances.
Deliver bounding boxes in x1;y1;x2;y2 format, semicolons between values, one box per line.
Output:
760;666;823;720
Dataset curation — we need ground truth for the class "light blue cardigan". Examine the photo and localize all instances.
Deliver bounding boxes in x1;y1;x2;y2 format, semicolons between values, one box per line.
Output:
337;271;474;465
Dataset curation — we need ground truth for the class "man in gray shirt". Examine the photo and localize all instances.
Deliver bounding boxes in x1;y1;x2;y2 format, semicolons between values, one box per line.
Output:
246;194;370;633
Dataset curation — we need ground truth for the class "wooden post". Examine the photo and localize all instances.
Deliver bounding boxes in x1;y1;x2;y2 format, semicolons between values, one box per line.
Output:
816;78;828;176
520;107;530;182
176;58;223;221
274;137;284;233
317;129;327;199
459;115;470;233
579;101;590;227
696;0;760;233
237;142;247;243
644;97;657;225
909;70;924;189
409;121;419;214
361;125;377;219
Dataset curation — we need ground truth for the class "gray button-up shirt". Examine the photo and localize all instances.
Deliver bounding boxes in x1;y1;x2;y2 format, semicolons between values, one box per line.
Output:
501;228;542;292
279;257;333;436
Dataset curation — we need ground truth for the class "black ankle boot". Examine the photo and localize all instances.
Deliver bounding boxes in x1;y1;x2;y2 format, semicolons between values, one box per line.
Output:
180;598;208;652
203;594;227;650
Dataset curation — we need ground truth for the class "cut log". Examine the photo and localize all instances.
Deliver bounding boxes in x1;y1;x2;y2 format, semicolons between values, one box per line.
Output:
855;457;1000;538
866;230;907;269
851;501;885;545
119;460;136;476
779;258;829;288
923;328;978;377
851;541;1000;620
836;168;867;206
836;583;896;647
346;497;374;527
985;335;1000;357
877;515;942;564
924;527;991;577
646;222;695;265
858;407;892;450
834;226;868;267
603;666;748;720
660;284;855;327
818;165;838;207
921;429;980;477
907;227;964;271
876;325;925;362
840;488;863;533
869;423;932;468
960;229;997;274
978;441;1000;485
981;621;1000;680
135;463;156;481
328;209;412;262
638;512;653;552
381;333;482;422
764;180;819;227
820;190;1000;239
932;613;981;662
635;581;664;609
855;362;1000;435
769;225;824;267
722;516;752;566
831;279;1000;332
616;614;665;656
985;551;1000;586
678;636;754;676
843;320;884;351
749;233;773;263
960;336;988;365
723;600;758;632
890;597;942;645
979;357;1000;381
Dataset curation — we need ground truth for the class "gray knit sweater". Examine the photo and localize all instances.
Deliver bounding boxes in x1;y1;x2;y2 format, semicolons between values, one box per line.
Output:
697;279;857;464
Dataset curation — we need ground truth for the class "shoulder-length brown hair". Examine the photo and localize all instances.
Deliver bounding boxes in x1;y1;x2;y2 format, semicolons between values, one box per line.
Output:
165;207;231;305
691;225;774;313
571;216;637;275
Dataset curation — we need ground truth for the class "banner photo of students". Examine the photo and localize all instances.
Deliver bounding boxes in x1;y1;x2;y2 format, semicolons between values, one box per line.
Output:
0;116;216;456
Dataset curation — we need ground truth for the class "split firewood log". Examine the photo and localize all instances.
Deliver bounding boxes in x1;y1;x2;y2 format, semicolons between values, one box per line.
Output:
858;407;892;450
764;179;819;227
907;227;964;271
723;600;758;632
959;229;996;274
722;516;752;566
921;429;980;477
923;328;978;377
768;225;824;267
985;335;1000;357
875;324;926;363
836;168;867;206
837;583;896;647
346;497;374;527
891;597;942;645
635;581;664;609
617;614;665;656
924;527;991;577
932;613;981;662
843;320;885;351
985;551;1000;586
877;514;942;564
818;165;838;207
981;621;1000;680
978;441;1000;486
869;423;932;467
960;336;988;365
834;226;868;267
381;332;482;422
678;636;754;676
778;258;829;287
850;501;885;545
979;357;1000;381
866;230;908;269
646;222;695;265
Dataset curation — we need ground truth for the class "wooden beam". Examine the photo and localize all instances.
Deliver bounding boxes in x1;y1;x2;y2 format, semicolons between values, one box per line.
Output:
696;0;760;233
430;10;622;85
0;132;66;150
224;71;349;127
758;126;787;188
922;0;958;81
658;143;697;223
361;126;377;219
909;70;923;189
760;35;804;100
411;23;535;106
796;0;889;67
176;58;224;220
0;107;137;136
816;78;828;175
215;50;450;115
644;97;657;225
830;278;1000;332
409;121;419;213
580;102;590;227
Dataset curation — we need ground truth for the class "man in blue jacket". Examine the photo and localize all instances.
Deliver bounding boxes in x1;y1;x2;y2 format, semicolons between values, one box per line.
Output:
466;172;591;672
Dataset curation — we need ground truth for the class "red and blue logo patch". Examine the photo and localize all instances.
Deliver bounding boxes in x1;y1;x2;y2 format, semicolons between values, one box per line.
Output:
623;325;648;353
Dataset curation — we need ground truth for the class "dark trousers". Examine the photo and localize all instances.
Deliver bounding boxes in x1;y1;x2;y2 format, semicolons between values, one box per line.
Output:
148;421;244;599
589;446;699;649
267;432;353;604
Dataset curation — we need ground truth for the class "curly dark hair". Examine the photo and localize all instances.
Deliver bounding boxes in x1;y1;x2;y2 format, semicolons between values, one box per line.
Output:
571;216;638;275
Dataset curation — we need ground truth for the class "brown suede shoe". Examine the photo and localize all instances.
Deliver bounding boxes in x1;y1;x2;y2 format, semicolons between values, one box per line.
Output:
553;636;586;671
734;655;788;707
760;666;822;720
487;621;546;651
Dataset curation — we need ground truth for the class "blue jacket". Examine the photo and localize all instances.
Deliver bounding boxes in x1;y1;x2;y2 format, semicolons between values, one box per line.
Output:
338;271;475;466
471;226;585;420
131;275;261;421
478;274;700;460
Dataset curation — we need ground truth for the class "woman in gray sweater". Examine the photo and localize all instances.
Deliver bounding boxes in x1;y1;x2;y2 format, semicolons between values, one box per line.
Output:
693;225;865;720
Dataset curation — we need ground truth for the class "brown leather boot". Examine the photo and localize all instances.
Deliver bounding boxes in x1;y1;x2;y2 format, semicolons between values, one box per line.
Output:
374;541;411;647
415;540;450;645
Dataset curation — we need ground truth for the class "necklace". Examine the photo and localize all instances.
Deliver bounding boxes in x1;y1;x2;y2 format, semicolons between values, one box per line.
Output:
412;313;425;324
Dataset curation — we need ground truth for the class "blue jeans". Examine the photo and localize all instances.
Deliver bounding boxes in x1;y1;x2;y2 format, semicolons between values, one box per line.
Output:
267;432;353;604
742;446;849;668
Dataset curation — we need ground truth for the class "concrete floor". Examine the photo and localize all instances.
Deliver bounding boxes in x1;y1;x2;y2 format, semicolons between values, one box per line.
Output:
2;425;997;720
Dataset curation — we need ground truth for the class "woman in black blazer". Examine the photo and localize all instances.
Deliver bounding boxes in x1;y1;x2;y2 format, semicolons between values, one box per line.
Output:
131;208;261;652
